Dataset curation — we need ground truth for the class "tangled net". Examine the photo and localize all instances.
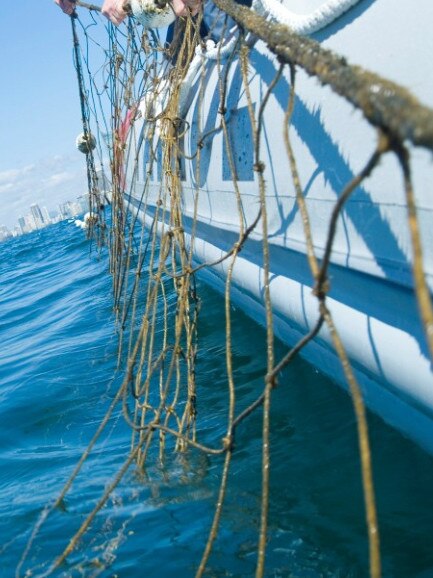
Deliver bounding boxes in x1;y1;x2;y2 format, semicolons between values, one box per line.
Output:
17;2;433;577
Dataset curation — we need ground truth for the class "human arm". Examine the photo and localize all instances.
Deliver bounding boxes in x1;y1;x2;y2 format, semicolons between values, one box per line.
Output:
101;0;129;24
54;0;76;15
55;0;128;24
171;0;201;16
55;0;201;24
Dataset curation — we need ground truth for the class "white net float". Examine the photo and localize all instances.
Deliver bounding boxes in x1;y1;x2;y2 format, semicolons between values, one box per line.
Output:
130;0;176;28
76;132;97;154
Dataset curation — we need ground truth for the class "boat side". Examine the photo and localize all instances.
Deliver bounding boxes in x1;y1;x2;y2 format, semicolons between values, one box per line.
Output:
125;0;433;450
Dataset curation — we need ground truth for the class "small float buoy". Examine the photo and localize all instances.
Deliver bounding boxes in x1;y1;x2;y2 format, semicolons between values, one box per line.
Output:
84;212;98;226
74;213;98;230
76;132;97;154
130;0;176;28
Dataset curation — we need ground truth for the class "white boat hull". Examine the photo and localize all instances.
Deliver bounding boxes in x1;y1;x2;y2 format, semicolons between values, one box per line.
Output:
126;0;433;451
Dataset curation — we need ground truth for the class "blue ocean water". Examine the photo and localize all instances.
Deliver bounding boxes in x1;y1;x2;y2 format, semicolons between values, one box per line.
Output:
1;222;433;577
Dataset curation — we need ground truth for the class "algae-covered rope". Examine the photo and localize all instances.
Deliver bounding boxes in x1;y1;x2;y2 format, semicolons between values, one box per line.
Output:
284;56;384;577
394;143;433;366
212;0;433;151
76;0;103;10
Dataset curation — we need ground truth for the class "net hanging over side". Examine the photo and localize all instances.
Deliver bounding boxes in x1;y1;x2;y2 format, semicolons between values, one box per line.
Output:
17;1;433;577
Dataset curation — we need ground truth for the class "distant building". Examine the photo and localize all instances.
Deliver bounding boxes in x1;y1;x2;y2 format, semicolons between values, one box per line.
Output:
58;203;69;220
18;216;27;234
41;206;51;224
24;214;37;232
77;194;90;214
59;201;82;219
30;204;47;229
49;210;62;224
71;202;83;216
0;225;12;242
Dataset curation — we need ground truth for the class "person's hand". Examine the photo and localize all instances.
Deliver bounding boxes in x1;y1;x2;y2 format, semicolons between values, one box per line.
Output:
101;0;128;25
171;0;201;16
54;0;76;15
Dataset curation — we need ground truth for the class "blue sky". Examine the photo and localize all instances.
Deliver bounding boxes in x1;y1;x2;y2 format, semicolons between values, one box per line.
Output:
0;1;95;228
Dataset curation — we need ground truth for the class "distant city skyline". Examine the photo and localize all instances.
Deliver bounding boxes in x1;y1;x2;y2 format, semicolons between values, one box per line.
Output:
0;2;99;230
0;164;111;242
0;195;90;243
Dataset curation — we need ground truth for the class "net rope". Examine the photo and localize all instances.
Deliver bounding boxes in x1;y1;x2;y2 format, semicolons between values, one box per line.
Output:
16;2;433;577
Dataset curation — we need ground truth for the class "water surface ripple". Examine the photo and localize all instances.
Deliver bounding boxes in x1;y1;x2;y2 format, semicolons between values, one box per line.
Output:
1;223;433;577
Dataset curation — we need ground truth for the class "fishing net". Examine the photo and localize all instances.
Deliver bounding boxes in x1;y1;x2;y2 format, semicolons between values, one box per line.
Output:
17;1;433;576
